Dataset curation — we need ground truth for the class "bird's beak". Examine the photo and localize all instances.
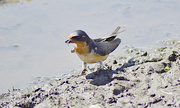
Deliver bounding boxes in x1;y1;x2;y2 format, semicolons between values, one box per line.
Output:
65;34;77;44
65;39;73;44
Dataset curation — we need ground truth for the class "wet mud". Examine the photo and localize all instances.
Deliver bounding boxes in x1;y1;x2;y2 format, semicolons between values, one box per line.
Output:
0;40;179;108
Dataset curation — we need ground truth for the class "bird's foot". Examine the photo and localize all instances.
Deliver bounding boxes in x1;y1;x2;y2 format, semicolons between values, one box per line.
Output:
72;69;87;78
81;69;87;75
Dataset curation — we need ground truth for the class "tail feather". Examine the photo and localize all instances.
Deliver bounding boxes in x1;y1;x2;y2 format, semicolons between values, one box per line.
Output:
111;26;121;35
93;26;124;42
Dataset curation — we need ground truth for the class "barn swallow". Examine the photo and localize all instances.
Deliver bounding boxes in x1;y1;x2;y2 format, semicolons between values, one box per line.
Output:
65;26;122;74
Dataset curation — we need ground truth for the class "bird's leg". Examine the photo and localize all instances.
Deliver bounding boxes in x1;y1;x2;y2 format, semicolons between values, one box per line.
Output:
97;61;103;71
99;61;103;68
81;62;87;75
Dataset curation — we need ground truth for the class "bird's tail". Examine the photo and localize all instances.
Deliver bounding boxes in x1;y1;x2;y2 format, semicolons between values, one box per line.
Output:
103;26;124;41
111;26;121;35
94;26;124;42
111;26;125;36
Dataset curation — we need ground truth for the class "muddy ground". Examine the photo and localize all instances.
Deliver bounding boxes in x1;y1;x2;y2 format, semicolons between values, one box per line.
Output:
0;40;179;108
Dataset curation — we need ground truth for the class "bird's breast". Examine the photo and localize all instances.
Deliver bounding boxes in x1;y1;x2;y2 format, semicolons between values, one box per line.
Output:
75;42;89;54
74;42;108;63
76;49;108;63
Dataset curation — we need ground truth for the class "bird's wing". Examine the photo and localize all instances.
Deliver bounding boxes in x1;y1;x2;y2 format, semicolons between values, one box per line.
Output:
93;35;116;42
93;38;121;56
93;26;122;42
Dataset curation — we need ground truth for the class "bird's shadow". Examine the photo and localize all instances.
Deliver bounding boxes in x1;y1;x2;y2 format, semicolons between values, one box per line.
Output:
86;69;129;86
86;58;135;86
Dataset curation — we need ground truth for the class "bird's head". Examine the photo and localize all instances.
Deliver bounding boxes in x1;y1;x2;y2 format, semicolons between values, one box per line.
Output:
65;30;90;44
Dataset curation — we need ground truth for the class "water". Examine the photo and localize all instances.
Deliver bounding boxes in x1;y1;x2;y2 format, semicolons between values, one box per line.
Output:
0;0;180;93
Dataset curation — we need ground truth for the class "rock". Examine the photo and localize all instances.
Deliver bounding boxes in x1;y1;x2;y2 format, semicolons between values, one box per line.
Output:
141;52;148;56
152;62;165;73
168;51;179;61
113;60;118;64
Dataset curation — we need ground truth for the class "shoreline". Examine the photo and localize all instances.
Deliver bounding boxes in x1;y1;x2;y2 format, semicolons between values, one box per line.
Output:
0;40;179;108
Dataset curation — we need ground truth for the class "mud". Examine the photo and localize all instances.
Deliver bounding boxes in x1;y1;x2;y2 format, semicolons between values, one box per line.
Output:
0;40;179;108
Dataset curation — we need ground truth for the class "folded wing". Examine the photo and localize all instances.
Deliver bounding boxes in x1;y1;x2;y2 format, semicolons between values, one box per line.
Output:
92;26;121;56
93;38;121;56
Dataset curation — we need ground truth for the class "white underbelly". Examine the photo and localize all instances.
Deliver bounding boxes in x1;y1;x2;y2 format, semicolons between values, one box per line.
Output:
76;51;108;63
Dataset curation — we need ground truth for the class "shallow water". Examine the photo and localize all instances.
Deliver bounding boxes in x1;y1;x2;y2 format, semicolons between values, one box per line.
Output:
0;0;180;93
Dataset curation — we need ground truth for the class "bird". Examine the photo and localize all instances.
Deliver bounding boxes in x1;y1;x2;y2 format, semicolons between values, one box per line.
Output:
65;26;122;74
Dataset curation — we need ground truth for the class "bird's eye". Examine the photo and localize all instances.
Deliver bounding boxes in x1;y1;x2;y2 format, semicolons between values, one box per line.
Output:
72;36;79;39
